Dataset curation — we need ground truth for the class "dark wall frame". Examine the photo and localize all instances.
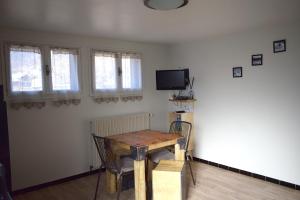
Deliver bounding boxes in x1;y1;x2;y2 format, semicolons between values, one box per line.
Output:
252;54;263;66
273;39;286;53
232;67;243;78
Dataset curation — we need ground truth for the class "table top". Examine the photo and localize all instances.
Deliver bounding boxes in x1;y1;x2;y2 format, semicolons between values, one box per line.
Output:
106;129;182;151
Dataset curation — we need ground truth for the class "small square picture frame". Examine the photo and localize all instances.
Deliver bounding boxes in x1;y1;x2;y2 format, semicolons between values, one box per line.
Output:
273;39;286;53
252;54;263;66
233;67;243;78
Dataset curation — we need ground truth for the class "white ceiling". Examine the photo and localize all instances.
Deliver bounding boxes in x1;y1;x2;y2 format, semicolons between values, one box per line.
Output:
0;0;300;44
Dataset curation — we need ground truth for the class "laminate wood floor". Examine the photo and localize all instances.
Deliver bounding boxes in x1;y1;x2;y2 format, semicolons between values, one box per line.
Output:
14;162;300;200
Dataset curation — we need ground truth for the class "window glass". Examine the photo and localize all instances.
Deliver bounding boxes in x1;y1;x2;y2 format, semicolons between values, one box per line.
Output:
122;55;142;90
51;49;79;91
9;45;43;92
94;52;117;90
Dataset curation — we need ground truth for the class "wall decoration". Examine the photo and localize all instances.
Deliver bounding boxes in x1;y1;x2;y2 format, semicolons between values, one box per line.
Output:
252;54;263;66
273;39;286;53
233;67;243;78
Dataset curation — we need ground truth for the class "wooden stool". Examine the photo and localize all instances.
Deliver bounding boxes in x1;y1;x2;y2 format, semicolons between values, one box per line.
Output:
152;160;186;200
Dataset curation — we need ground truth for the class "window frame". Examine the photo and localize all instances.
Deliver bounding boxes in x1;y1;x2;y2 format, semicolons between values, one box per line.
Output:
4;42;46;100
120;53;143;93
91;50;120;96
90;49;143;97
48;46;81;96
3;42;82;101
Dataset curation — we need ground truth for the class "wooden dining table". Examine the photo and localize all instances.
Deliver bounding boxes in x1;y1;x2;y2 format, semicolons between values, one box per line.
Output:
105;129;186;200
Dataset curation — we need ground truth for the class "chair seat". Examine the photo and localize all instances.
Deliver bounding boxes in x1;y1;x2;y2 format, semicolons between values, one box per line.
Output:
151;149;175;164
120;157;134;173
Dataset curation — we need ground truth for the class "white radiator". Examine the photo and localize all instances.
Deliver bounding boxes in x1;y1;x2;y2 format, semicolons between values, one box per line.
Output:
90;112;151;169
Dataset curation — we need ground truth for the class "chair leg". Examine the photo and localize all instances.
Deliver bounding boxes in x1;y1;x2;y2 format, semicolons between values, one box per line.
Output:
117;174;123;200
94;169;102;200
189;153;194;161
187;160;196;186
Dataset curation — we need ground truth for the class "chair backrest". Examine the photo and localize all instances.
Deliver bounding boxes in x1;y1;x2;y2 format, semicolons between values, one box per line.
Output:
0;163;12;200
92;134;120;173
169;121;192;151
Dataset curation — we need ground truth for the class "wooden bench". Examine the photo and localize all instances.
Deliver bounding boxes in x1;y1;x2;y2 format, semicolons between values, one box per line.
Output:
152;160;186;200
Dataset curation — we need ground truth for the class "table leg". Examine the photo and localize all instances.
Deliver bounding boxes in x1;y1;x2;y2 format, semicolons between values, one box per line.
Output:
175;143;185;161
106;170;117;193
134;160;146;200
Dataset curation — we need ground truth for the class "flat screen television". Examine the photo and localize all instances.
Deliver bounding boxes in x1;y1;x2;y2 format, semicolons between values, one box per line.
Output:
156;69;189;90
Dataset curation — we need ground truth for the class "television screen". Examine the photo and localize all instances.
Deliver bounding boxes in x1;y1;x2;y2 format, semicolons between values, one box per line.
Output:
156;69;189;90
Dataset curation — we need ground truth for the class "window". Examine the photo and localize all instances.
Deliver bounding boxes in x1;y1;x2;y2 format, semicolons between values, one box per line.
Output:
9;45;43;93
50;48;79;92
92;51;142;102
121;54;142;90
6;43;81;107
94;52;117;91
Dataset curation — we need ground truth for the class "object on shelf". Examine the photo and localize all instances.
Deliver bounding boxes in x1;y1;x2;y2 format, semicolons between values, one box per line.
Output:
169;99;196;102
174;96;190;100
175;110;186;113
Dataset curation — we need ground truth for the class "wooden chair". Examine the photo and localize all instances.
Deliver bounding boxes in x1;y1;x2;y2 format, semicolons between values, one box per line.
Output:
150;121;196;185
92;134;134;200
0;163;12;200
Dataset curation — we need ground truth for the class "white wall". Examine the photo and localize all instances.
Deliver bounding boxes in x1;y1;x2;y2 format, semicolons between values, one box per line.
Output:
0;28;170;190
169;22;300;185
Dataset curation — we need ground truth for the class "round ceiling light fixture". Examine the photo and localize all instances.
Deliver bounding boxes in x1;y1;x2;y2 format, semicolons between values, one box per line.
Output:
144;0;189;10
